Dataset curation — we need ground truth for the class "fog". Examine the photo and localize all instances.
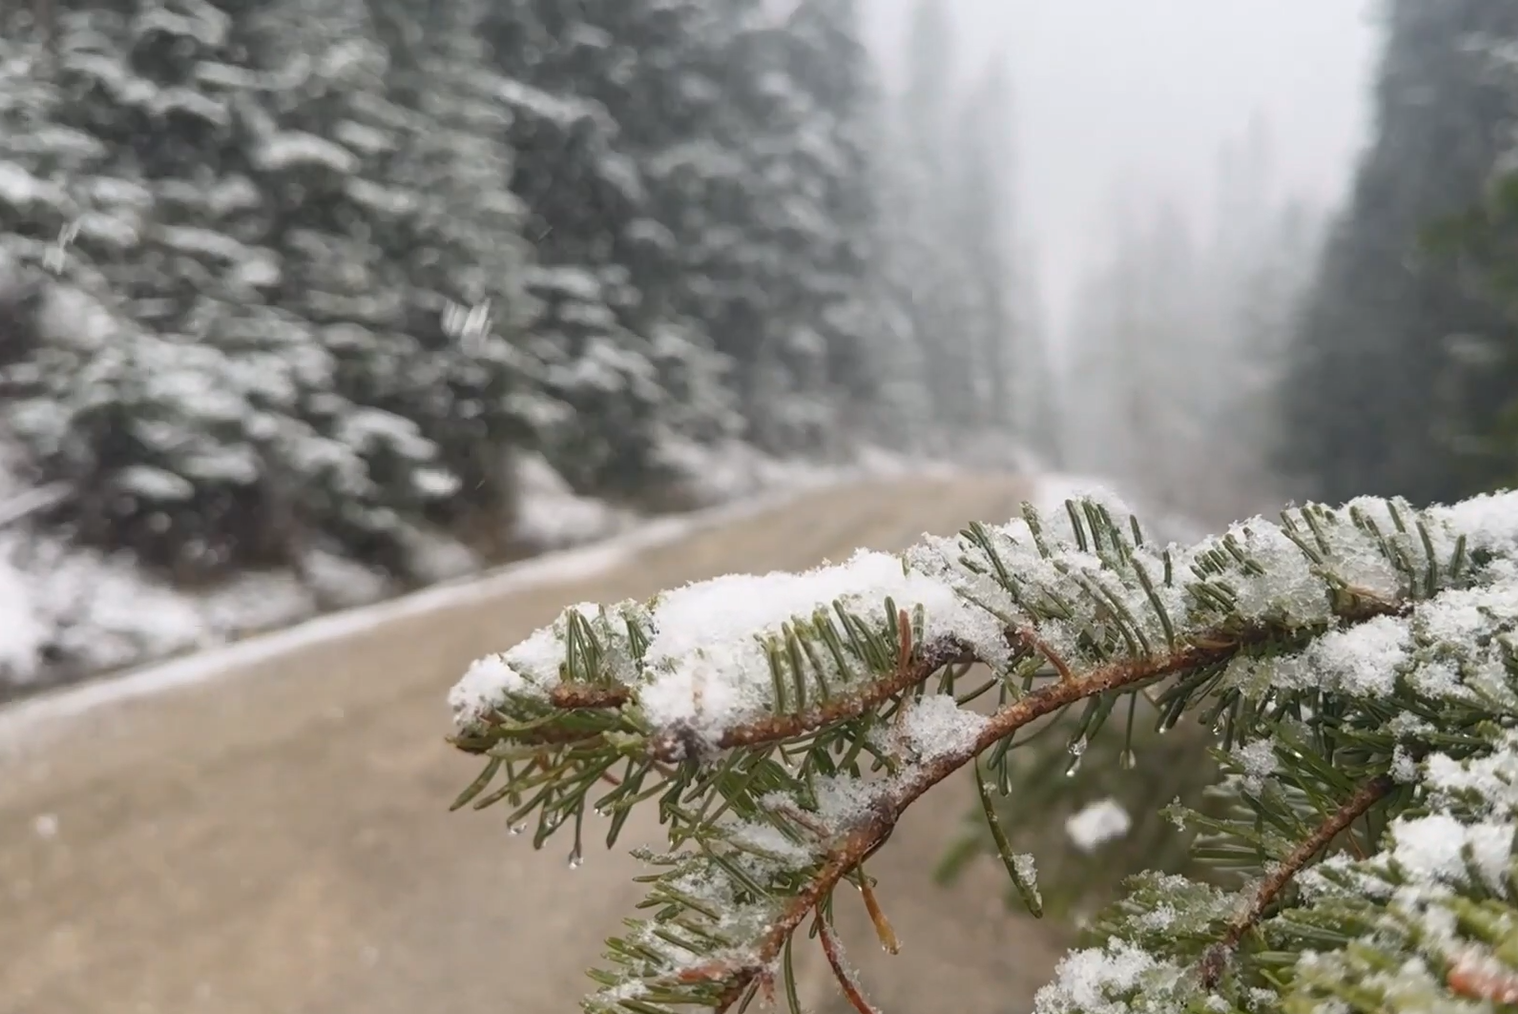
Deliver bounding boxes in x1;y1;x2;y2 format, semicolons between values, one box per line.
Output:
866;0;1380;348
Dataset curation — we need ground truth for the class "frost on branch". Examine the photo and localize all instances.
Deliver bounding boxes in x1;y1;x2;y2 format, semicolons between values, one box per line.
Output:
443;489;1518;1014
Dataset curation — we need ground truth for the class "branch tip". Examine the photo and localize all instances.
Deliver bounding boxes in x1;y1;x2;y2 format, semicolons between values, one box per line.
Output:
817;907;882;1014
858;875;900;954
1198;773;1395;988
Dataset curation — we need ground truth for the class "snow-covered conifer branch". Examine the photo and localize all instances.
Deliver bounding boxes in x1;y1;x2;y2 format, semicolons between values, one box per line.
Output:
443;489;1518;1014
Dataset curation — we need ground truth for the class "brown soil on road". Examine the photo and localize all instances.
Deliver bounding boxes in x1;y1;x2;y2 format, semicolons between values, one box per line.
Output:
0;475;1064;1014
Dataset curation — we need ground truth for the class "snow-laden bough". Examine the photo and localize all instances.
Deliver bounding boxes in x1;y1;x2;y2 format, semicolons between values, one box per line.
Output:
444;489;1518;1014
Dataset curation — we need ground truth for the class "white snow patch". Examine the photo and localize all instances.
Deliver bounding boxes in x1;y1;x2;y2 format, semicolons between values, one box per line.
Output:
1065;797;1133;854
1034;939;1163;1013
448;653;537;726
0;545;48;678
633;549;1008;751
898;693;989;760
1388;814;1513;895
0;475;886;746
1031;473;1126;519
1232;739;1278;793
514;453;630;549
1032;472;1207;545
1307;614;1411;698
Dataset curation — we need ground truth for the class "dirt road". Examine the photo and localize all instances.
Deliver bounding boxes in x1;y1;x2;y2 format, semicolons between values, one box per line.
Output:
0;475;1064;1014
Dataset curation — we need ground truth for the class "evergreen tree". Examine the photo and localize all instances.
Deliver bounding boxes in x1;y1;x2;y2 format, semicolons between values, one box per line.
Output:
1010;251;1064;467
1280;0;1518;506
567;0;747;465
948;58;1017;431
865;99;938;450
891;0;981;432
1424;167;1518;493
777;0;882;441
1066;194;1206;512
1;0;543;578
667;0;843;455
377;0;542;542
1419;30;1518;497
483;0;711;497
238;0;494;573
1;0;359;579
1201;118;1325;521
1063;123;1323;527
442;486;1518;1014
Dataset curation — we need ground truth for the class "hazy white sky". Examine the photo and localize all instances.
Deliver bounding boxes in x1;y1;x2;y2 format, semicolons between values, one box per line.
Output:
863;0;1382;338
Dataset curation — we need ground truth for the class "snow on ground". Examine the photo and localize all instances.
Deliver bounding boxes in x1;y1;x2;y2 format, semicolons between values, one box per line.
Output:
0;442;977;733
514;452;633;549
656;437;958;507
0;450;1203;716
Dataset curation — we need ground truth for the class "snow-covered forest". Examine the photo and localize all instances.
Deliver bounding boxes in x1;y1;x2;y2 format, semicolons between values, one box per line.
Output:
4;0;1518;711
0;0;1044;695
1058;2;1518;532
13;3;1518;1014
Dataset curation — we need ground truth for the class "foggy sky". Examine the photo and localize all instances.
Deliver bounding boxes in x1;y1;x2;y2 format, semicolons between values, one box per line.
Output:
864;0;1381;346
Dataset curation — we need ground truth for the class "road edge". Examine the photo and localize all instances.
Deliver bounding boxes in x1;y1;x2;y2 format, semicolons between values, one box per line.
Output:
0;466;971;738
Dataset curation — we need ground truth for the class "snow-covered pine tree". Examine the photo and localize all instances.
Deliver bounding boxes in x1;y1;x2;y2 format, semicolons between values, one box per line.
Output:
444;488;1518;1013
1008;254;1064;468
947;57;1017;434
1065;194;1207;515
0;0;354;579
558;0;746;474
366;0;541;546
0;6;123;400
864;100;938;452
772;0;882;448
655;0;842;457
138;0;443;577
482;0;677;501
1417;27;1518;499
593;0;766;463
880;0;986;440
1423;166;1518;494
235;0;538;572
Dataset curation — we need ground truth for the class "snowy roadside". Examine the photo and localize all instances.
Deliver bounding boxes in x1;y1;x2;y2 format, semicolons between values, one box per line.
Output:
0;441;964;709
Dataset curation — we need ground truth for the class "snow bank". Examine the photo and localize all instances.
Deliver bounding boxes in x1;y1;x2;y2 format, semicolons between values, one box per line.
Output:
514;452;632;549
656;438;959;508
0;443;979;737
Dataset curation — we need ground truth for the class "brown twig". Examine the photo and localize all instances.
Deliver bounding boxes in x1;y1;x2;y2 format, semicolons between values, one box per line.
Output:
550;684;628;709
1019;624;1075;682
1449;951;1518;1003
858;873;900;954
449;726;607;753
816;907;882;1014
649;637;976;762
1198;773;1395;988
